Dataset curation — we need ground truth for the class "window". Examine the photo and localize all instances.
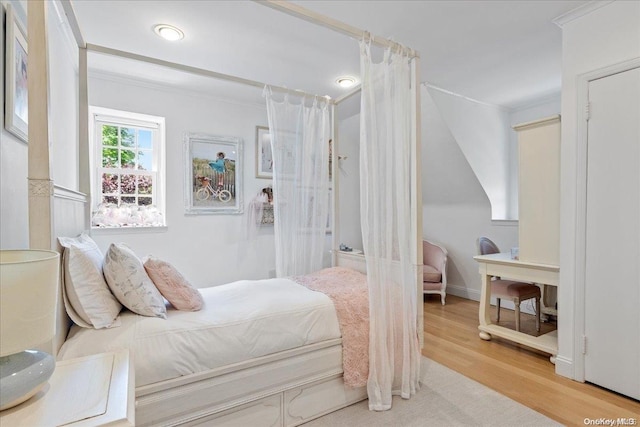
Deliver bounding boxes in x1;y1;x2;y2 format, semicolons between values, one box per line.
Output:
90;107;166;228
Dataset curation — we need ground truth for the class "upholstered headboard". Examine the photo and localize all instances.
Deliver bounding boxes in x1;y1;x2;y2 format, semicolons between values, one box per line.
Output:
52;185;87;355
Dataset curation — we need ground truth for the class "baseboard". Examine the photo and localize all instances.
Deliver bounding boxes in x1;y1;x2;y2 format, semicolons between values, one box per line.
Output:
446;284;481;301
446;284;537;315
554;355;575;380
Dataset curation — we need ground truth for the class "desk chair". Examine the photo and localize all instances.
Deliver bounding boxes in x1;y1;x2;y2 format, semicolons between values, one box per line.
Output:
476;237;540;332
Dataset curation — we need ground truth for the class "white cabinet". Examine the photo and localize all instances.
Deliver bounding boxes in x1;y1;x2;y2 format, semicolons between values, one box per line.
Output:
514;115;561;266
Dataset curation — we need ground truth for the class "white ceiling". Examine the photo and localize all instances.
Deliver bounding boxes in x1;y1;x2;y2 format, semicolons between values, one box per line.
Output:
72;0;588;110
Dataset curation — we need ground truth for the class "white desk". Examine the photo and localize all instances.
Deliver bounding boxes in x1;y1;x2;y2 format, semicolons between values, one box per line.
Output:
473;253;560;363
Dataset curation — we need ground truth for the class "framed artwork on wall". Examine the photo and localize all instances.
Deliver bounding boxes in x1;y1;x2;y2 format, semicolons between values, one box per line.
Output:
184;133;243;215
4;4;28;143
255;126;273;179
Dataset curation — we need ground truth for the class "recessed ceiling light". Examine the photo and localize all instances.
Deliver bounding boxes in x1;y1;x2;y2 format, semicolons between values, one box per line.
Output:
336;76;356;88
153;24;184;41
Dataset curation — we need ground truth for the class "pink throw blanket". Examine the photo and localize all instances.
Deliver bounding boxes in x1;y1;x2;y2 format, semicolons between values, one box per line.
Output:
292;267;369;388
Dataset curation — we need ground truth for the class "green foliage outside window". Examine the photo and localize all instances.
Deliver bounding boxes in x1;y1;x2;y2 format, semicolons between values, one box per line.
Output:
102;125;136;168
100;124;153;205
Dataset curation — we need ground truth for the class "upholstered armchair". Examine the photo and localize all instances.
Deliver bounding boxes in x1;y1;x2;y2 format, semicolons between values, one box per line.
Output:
423;240;448;305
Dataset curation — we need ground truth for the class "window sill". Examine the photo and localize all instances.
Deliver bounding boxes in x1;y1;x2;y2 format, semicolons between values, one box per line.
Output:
91;225;168;235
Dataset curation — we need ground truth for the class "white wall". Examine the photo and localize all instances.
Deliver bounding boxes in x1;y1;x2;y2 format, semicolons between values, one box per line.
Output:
87;74;278;287
507;96;561;219
424;85;560;223
0;0;78;249
426;85;513;220
335;87;520;303
557;0;640;378
1;1;28;249
336;113;362;252
421;87;519;302
48;1;79;189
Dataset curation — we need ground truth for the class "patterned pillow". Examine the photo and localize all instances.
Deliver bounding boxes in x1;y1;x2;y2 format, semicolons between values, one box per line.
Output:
144;256;204;311
58;233;122;329
103;243;167;319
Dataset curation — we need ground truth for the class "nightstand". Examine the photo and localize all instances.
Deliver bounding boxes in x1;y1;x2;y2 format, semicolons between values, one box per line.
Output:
0;350;134;426
334;249;366;273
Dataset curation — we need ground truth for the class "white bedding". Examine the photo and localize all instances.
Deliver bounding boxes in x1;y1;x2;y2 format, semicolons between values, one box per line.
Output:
58;278;341;386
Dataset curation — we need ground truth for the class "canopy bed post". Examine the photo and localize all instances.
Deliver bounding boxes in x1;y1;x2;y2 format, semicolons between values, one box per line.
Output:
25;0;88;355
277;0;424;402
85;44;317;100
411;56;424;349
43;1;426;421
257;0;417;57
27;0;54;250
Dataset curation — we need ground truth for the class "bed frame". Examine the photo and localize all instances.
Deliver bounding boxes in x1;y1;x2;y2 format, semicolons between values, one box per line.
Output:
137;340;365;426
25;1;422;424
51;187;366;426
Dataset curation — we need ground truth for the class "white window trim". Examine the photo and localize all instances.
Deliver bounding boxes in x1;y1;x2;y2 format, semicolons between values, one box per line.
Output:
89;106;166;228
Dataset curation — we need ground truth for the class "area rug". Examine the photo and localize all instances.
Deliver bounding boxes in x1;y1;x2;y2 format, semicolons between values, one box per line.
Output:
305;357;560;426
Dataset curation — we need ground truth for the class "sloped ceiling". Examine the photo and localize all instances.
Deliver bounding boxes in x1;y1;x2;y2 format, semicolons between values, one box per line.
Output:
421;87;489;205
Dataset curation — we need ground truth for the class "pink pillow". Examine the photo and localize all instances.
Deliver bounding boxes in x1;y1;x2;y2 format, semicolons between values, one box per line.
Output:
143;256;203;311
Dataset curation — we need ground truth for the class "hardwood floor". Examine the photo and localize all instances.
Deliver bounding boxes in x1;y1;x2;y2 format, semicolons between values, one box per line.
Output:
422;295;640;426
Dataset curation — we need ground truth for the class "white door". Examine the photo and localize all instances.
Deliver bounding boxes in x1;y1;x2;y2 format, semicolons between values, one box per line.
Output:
584;66;640;400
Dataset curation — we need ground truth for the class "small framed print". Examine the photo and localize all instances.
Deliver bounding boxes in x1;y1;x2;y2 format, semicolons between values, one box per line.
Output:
4;4;28;143
255;126;273;179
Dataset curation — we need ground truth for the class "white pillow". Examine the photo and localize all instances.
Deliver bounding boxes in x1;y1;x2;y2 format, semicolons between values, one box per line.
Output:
103;243;167;319
58;233;122;329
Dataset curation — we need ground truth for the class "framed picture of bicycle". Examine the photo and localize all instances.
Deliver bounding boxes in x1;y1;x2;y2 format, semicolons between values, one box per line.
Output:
184;133;243;215
255;126;273;179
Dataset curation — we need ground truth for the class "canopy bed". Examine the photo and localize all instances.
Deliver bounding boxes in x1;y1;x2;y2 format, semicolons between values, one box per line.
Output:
22;0;424;425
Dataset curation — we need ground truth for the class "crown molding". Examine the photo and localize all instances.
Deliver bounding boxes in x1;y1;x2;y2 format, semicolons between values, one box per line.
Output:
508;91;561;113
553;0;615;27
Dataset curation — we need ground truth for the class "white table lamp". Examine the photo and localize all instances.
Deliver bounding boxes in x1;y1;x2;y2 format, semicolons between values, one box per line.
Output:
0;250;59;411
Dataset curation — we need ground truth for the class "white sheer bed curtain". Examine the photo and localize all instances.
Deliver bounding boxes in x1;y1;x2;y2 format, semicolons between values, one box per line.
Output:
360;41;420;410
264;89;330;277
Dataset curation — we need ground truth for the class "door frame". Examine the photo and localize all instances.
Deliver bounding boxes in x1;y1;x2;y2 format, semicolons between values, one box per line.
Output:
574;57;640;382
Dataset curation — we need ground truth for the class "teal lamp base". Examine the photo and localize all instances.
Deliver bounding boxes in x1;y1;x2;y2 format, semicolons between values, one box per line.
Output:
0;350;55;411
